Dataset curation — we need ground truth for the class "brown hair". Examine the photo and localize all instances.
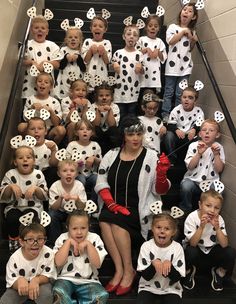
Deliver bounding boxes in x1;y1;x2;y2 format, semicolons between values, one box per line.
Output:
90;15;108;30
13;146;35;161
200;119;220;133
145;15;161;31
123;24;140;36
152;212;178;234
19;222;46;240
141;89;161;107
178;3;198;30
94;82;114;100
27;117;47;131
35;72;54;86
57;159;78;172
66;209;90;227
182;86;199;100
200;189;223;205
69;79;88;97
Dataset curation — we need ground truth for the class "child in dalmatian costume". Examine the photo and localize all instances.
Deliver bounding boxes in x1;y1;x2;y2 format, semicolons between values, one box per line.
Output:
182;187;236;291
137;202;185;304
137;6;167;95
22;7;62;99
0;212;56;304
112;18;145;120
0;144;48;252
53;209;108;304
81;8;112;95
54;18;86;100
180;113;225;212
161;1;204;121
164;80;204;165
139;90;167;154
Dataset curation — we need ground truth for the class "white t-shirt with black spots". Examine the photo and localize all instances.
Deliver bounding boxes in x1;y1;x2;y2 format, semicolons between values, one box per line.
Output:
49;180;87;211
112;48;144;104
139;116;164;154
137;36;167;89
183;141;225;184
33;139;58;171
23;95;62;130
183;210;227;254
22;39;62;99
61;96;92;122
137;238;185;297
81;39;112;88
168;104;204;132
165;24;194;77
90;103;120;131
54;46;84;99
53;231;107;285
0;169;48;216
6;245;57;288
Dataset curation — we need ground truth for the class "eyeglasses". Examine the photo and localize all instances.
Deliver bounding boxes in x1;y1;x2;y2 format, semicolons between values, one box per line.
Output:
23;237;47;245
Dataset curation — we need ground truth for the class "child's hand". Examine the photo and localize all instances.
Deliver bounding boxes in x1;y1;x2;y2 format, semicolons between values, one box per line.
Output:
28;277;40;300
146;48;153;58
9;184;22;200
63;193;72;201
135;62;143;74
197;141;207;155
200;214;209;227
113;62;120;74
45;141;57;152
152;259;163;274
73;97;88;107
187;128;196;141
37;62;45;72
184;28;193;39
98;45;105;56
176;129;185;139
159;126;167;136
17;277;29;296
210;214;220;230
211;143;220;156
85;156;95;169
25;186;38;200
150;49;159;59
70;238;80;256
162;260;171;277
77;240;88;255
32;103;43;111
91;44;98;55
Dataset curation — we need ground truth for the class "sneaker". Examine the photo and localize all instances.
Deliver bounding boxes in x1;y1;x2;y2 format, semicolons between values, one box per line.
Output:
182;265;196;290
211;267;223;291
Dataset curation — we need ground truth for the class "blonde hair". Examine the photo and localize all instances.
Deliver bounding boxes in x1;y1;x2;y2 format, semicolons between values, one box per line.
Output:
200;189;223;205
69;79;88;96
65;27;83;50
57;159;78;172
123;24;140;36
35;72;54;86
201;119;220;133
31;15;49;28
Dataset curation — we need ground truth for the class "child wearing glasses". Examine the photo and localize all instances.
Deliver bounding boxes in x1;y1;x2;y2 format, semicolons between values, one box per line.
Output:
0;222;57;304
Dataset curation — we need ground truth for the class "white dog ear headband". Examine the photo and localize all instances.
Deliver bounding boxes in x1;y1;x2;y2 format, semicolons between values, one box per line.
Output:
55;148;82;162
179;79;204;92
123;16;145;29
60;18;84;31
64;199;97;214
30;63;54;77
10;135;36;149
69;110;96;124
150;201;184;218
199;180;225;194
20;211;51;227
141;5;165;18
24;109;50;121
182;0;205;10
27;6;54;20
93;75;116;88
87;7;111;20
195;111;225;127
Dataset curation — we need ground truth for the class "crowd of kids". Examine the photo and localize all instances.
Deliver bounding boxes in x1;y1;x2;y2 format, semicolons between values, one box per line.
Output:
0;1;235;303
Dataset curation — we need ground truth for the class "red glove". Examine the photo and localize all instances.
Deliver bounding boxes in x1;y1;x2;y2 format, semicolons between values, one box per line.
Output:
99;188;130;216
156;153;171;194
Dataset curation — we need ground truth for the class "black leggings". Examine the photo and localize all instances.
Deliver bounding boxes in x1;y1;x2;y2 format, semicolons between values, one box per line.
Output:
137;291;181;304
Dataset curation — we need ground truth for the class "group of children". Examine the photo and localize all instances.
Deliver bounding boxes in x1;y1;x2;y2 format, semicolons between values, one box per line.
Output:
0;1;235;303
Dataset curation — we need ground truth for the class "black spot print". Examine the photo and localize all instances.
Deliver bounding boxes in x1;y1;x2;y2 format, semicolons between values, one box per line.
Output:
169;61;175;67
28;201;35;207
45;266;51;272
12;273;16;277
32;268;36;273
202;175;206;180
172;46;177;52
37;51;42;57
142;258;147;265
210;235;216;242
11;176;17;183
145;164;151;173
19;269;25;276
14;263;17;269
154;281;161;288
98;169;106;174
85;257;89;263
143;216;148;224
177;259;183;267
26;180;32;186
67;263;74;271
75;272;81;277
46;47;51;52
199;239;204;244
149;251;154;260
36;174;41;179
44;252;50;258
183;41;189;47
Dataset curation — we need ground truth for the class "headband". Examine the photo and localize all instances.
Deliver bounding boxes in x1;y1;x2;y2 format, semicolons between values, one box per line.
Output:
27;6;54;20
10;135;36;149
199;180;224;194
182;0;205;10
141;5;165;18
87;7;111;20
20;211;51;227
124;121;145;134
150;201;184;218
61;18;84;30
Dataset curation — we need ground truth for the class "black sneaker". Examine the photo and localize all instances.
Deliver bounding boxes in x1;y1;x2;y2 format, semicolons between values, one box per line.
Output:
211;267;223;291
182;265;196;290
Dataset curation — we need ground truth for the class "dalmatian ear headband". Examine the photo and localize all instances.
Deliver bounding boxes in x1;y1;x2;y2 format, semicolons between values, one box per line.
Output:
150;201;184;218
143;92;163;103
195;111;225;127
87;7;111;20
68;71;92;84
69;109;96;124
30;63;54;77
141;5;165;18
24;109;50;121
64;199;97;214
55;148;83;162
182;0;205;10
199;180;225;194
10;135;36;149
20;211;51;227
123;16;145;29
60;18;84;31
93;75;116;88
27;6;54;20
179;79;204;91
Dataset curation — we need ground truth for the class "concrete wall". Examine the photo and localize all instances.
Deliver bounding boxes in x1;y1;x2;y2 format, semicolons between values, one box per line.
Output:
160;0;236;280
0;0;44;179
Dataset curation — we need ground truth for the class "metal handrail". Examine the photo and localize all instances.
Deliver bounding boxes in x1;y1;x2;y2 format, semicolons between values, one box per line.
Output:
0;0;37;160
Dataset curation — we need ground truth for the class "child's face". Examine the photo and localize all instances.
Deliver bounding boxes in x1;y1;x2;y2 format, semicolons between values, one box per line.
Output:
96;88;113;106
142;101;159;118
68;215;89;243
75;122;93;143
14;147;35;175
199;122;220;145
19;231;46;260
71;82;87;99
180;5;196;27
199;196;222;220
152;219;176;248
31;21;49;43
181;90;196;112
123;26;139;48
66;28;81;50
58;163;78;185
27;120;47;146
146;19;159;39
90;18;107;42
36;74;52;98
